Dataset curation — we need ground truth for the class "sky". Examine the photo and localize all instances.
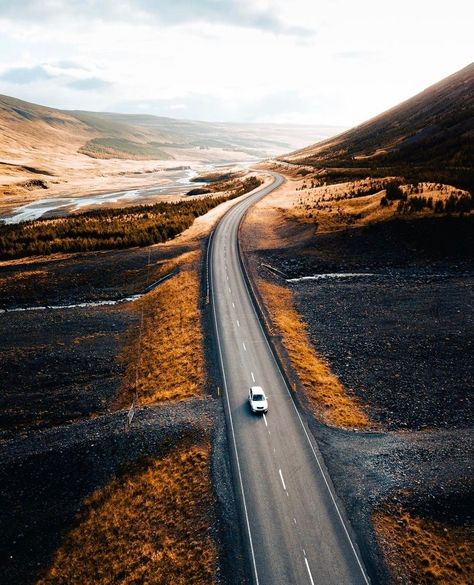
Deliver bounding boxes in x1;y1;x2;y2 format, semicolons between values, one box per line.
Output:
0;0;472;127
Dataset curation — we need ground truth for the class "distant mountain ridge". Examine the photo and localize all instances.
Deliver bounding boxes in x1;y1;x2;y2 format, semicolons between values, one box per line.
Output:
282;64;474;189
0;94;339;162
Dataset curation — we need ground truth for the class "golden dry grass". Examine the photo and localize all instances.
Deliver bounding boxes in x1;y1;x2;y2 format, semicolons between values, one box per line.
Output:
259;279;370;429
37;441;217;585
291;178;472;234
116;250;205;408
373;505;474;584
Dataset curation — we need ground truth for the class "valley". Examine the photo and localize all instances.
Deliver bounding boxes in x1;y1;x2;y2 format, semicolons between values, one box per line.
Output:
1;61;473;585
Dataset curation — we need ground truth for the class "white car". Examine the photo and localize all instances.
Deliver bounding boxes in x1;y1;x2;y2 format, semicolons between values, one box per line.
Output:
248;386;268;414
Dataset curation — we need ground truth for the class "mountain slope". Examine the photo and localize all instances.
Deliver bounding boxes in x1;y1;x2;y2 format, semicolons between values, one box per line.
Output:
282;64;474;189
0;94;338;163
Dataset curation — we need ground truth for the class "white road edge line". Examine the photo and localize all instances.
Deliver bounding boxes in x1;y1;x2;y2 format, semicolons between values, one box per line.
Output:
279;468;287;491
235;175;371;585
304;555;315;585
210;230;260;585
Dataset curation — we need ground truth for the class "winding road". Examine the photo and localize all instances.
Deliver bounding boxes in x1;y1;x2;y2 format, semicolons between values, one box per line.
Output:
210;172;370;585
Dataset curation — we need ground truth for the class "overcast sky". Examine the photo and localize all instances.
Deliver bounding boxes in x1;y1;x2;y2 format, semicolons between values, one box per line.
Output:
0;0;472;126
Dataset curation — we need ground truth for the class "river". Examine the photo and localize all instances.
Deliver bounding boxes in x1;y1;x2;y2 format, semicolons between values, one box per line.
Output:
1;162;251;224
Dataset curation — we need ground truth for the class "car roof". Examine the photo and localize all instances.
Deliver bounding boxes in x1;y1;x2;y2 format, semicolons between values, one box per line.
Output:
250;386;266;399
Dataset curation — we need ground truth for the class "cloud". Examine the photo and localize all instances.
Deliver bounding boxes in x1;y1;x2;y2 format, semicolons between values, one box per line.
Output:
67;77;112;91
335;50;378;61
55;60;88;70
0;0;314;36
0;65;53;84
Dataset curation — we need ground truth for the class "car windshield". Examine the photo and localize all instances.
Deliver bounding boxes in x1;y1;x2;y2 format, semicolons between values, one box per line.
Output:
253;394;265;401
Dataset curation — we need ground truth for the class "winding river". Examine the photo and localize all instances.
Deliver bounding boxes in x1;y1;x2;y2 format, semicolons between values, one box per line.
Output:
1;162;251;225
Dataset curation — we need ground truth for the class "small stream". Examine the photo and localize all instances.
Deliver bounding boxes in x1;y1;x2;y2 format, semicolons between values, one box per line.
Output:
0;269;179;314
0;295;143;314
287;271;471;283
287;273;376;283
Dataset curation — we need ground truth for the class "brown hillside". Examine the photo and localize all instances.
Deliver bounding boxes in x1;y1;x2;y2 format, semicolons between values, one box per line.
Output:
282;64;474;189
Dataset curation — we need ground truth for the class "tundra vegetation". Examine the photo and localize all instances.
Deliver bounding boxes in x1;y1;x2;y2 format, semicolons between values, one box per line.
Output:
37;440;217;585
374;501;473;585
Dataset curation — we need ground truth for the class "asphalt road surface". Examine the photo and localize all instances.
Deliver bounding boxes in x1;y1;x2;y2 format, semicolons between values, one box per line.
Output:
210;172;371;585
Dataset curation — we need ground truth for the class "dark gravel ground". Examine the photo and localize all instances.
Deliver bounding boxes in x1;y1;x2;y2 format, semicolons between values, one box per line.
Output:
0;242;194;439
0;398;245;585
291;271;474;430
0;243;192;308
0;305;136;439
309;421;474;584
242;207;474;583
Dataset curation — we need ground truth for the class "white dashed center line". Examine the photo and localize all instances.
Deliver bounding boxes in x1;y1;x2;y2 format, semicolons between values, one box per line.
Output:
228;287;231;293
232;302;235;308
279;468;287;491
251;371;255;382
236;319;240;327
242;342;247;351
263;413;268;427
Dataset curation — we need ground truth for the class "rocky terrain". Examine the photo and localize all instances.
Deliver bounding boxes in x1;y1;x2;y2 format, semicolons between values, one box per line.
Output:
0;399;244;585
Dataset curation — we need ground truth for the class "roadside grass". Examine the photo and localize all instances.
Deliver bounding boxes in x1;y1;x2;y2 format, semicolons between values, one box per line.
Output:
373;504;474;584
115;250;205;408
37;440;217;585
259;279;371;429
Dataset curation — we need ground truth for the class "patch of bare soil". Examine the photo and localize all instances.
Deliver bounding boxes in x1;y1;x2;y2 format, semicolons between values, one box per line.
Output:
0;244;193;307
0;305;135;440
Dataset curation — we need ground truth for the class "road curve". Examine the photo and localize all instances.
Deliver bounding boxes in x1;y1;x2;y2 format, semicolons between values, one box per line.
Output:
210;171;370;585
